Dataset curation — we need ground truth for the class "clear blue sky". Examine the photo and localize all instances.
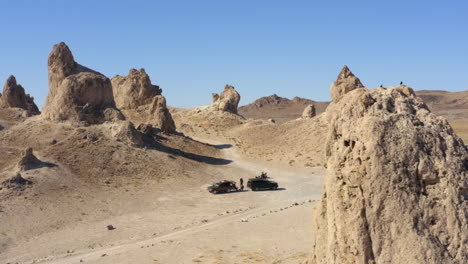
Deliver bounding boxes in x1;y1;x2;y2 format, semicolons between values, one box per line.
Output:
1;0;467;109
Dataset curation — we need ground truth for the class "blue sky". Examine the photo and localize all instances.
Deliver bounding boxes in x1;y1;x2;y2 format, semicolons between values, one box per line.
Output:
1;0;467;109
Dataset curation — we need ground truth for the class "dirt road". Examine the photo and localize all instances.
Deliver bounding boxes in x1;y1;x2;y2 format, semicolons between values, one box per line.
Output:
4;139;324;264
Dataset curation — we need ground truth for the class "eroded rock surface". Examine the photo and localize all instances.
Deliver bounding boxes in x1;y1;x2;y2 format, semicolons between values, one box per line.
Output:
0;75;39;114
109;121;143;147
310;85;468;264
330;65;365;102
111;68;162;110
150;95;176;133
42;42;121;124
302;104;316;119
212;93;219;103
212;85;241;114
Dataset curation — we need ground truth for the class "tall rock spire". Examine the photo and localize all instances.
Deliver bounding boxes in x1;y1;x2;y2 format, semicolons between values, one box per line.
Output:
0;75;39;114
42;42;121;124
330;65;365;102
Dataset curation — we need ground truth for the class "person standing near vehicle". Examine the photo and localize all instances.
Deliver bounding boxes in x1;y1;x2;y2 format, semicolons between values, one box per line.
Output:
240;178;244;191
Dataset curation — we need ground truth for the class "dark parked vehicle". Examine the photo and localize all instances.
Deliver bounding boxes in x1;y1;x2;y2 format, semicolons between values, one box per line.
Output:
207;181;239;194
247;178;278;191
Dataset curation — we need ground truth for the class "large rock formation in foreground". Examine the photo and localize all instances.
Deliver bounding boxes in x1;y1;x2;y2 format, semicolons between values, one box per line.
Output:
111;68;162;110
0;75;39;114
212;85;241;114
41;42;121;124
310;85;467;264
330;65;365;102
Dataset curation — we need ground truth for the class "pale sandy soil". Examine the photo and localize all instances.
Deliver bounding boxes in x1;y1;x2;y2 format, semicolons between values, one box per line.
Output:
1;136;324;264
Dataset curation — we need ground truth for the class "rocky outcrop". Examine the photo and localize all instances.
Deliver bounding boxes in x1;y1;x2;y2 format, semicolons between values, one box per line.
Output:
149;95;176;133
42;42;122;124
0;75;39;114
111;68;162;110
16;147;42;171
330;65;365;102
2;172;32;189
212;85;240;114
212;93;219;103
302;104;316;118
109;121;143;147
110;68;176;133
310;85;468;263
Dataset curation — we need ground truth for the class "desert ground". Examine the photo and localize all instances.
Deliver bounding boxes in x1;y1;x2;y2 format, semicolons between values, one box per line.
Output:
1;89;467;264
0;43;466;264
0;117;324;264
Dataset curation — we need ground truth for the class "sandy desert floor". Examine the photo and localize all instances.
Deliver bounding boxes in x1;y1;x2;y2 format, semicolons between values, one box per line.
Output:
1;137;324;264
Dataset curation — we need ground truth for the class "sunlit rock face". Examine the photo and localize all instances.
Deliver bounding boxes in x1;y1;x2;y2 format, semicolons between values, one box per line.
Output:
310;85;468;264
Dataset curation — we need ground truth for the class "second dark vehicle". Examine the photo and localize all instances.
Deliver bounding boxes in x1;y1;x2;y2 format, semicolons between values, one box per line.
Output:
247;178;278;191
207;180;239;194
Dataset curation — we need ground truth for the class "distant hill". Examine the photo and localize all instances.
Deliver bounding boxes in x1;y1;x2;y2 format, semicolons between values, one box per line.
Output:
416;90;468;114
239;90;468;121
238;94;330;123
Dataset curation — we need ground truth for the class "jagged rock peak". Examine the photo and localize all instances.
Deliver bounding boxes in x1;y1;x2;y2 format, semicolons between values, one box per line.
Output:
42;42;122;124
0;75;39;114
212;84;241;114
330;65;365;102
309;86;468;264
111;68;162;110
47;42;76;81
6;75;16;86
302;104;316;119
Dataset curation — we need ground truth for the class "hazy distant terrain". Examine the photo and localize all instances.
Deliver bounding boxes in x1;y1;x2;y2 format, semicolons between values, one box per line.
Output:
238;94;329;123
239;90;468;142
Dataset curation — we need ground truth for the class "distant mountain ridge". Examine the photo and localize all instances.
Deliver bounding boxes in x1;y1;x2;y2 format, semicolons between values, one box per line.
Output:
238;94;329;123
239;90;468;124
416;90;468;110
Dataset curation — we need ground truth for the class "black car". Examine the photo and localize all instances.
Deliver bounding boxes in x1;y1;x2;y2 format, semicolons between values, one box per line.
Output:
207;181;239;194
247;178;278;191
